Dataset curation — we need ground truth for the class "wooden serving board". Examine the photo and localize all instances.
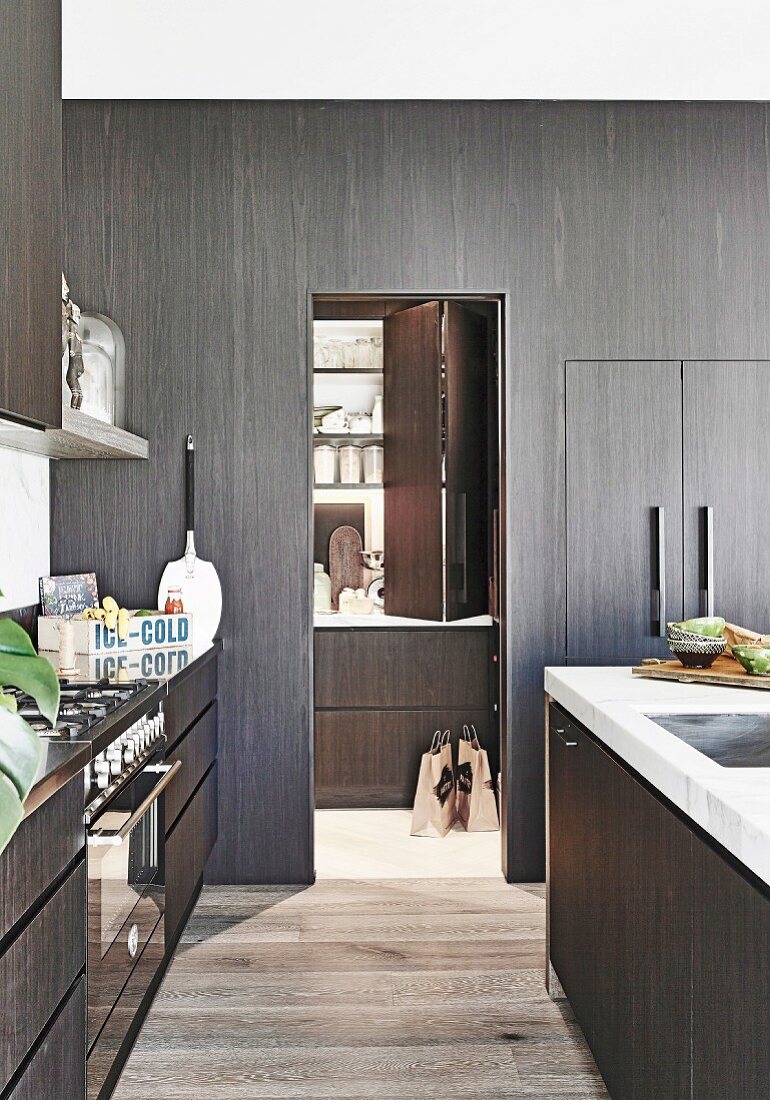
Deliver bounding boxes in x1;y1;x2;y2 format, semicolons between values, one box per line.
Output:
328;525;364;609
632;655;770;690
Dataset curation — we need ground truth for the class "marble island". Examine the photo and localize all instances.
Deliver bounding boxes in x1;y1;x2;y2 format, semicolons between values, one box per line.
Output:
545;665;770;887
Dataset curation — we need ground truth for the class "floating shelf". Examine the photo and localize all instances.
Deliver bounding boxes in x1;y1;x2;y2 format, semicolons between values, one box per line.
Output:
313;369;383;379
313;434;383;445
0;407;149;460
314;483;383;490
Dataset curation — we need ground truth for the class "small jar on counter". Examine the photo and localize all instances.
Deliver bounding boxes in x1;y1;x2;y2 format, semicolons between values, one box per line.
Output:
165;587;184;614
313;563;332;612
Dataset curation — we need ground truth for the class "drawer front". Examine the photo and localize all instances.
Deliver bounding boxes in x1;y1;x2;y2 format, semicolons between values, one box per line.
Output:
165;762;218;949
87;921;166;1100
88;888;164;1048
0;773;84;940
165;701;218;833
314;629;491;709
9;976;86;1100
164;657;218;751
315;709;494;809
0;861;86;1091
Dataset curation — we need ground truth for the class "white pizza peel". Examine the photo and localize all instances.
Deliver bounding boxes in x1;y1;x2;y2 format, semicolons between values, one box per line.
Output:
157;435;222;642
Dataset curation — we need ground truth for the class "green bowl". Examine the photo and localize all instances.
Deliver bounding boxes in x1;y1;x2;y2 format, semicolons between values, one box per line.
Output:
671;617;726;638
732;645;770;676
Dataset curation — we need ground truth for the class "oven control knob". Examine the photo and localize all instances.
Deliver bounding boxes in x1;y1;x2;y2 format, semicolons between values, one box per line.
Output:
109;756;122;777
123;742;136;764
127;923;139;959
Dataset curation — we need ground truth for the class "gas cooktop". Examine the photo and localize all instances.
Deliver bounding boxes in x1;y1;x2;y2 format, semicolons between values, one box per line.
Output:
5;676;165;755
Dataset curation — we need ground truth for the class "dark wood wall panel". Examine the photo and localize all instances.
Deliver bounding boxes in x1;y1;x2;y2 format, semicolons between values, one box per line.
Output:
54;102;770;883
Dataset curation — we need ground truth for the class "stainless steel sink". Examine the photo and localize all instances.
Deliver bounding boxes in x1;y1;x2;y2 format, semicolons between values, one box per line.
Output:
647;713;770;767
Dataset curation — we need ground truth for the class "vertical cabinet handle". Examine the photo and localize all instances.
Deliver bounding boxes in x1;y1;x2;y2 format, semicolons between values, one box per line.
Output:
656;506;666;637
702;506;714;617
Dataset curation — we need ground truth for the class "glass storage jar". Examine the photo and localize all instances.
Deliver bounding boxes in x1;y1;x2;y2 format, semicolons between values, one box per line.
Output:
361;444;383;484
313;563;332;611
338;444;362;484
313;444;336;484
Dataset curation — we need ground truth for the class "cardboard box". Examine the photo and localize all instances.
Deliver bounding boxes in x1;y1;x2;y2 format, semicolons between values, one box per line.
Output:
37;612;192;655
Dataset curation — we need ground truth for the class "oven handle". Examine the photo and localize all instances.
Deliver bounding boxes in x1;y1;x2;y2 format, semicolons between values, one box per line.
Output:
87;760;182;847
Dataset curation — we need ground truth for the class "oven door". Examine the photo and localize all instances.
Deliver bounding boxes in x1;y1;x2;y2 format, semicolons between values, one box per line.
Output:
86;758;181;1049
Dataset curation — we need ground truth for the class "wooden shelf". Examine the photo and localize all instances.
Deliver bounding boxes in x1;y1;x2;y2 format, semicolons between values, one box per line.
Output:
314;483;383;490
0;407;149;460
313;434;383;445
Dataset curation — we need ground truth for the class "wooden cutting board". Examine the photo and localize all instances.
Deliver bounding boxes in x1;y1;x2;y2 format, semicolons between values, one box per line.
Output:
329;525;364;609
632;655;770;690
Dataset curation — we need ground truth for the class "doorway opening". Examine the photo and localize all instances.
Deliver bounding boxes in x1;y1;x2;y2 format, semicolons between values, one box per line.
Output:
308;293;506;880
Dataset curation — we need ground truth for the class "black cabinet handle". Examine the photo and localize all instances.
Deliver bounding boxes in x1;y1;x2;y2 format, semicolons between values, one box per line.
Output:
702;505;714;617
656;506;666;637
555;726;578;747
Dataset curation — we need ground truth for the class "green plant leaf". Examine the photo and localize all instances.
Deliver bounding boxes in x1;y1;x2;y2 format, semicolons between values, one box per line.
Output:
0;772;24;858
0;692;17;714
0;619;37;658
0;708;41;802
0;652;59;725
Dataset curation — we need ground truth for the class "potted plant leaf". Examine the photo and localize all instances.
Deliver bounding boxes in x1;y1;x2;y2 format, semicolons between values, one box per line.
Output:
0;608;60;856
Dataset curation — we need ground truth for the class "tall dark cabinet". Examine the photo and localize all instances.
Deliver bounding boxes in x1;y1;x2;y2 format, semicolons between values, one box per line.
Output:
0;0;61;428
566;361;684;660
683;360;770;626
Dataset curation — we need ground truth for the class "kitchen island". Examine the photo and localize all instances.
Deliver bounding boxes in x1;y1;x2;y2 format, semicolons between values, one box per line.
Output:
546;666;770;1099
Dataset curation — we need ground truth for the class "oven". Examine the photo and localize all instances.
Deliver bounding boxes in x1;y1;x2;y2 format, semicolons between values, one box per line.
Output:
85;708;180;1098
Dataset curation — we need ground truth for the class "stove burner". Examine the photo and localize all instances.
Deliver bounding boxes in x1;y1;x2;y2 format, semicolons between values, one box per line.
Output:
3;677;151;739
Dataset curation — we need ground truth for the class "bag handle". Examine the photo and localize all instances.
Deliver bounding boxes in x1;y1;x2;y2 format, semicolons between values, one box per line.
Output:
461;724;472;742
429;730;442;753
441;729;452;747
468;722;480;748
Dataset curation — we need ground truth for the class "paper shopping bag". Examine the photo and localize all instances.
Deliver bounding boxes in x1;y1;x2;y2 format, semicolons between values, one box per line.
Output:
456;724;500;832
410;730;457;838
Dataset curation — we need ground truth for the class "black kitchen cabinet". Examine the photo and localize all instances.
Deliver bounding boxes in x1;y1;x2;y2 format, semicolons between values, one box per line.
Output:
683;360;770;628
566;361;684;660
0;0;61;427
549;699;770;1098
165;762;218;949
8;977;86;1100
383;300;491;622
548;703;692;1098
314;627;497;808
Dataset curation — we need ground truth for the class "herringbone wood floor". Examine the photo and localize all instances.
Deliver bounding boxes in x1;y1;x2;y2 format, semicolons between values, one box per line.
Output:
113;876;608;1098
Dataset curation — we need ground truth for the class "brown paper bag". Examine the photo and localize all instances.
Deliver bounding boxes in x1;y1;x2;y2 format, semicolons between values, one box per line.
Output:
410;730;457;838
456;724;500;833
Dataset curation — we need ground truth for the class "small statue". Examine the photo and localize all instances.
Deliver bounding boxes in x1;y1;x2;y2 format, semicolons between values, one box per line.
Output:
62;273;84;409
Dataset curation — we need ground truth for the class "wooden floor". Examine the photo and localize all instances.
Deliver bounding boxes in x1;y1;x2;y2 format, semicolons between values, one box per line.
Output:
114;878;608;1098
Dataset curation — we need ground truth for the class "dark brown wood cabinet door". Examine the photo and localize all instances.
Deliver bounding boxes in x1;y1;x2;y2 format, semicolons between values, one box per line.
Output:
566;361;684;660
691;840;770;1098
684;361;770;628
383;301;443;620
0;0;61;427
444;301;489;621
549;705;693;1098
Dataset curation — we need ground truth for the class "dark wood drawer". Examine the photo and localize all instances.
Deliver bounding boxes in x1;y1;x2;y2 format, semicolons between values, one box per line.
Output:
8;976;86;1100
88;888;163;1048
314;629;491;709
315;709;495;809
164;657;218;751
0;861;86;1091
165;762;218;949
87;920;166;1100
0;773;84;941
165;701;218;833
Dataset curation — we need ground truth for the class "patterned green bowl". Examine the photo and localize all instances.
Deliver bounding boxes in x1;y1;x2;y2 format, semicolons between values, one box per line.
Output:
732;645;770;676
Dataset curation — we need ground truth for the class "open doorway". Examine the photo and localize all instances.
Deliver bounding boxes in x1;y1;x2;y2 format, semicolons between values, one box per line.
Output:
309;293;506;880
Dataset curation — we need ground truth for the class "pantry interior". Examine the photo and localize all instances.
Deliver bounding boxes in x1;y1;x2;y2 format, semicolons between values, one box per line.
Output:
310;293;505;875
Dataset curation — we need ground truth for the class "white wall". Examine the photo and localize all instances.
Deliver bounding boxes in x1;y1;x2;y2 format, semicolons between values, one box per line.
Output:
0;451;50;611
62;0;770;101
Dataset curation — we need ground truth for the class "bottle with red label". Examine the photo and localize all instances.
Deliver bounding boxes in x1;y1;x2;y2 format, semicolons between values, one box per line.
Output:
165;586;184;614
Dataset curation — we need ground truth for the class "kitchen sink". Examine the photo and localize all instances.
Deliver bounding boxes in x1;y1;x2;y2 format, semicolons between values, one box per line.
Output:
647;713;770;767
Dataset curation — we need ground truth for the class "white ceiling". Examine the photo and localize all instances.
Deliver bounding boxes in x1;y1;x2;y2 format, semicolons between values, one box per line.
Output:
63;0;770;101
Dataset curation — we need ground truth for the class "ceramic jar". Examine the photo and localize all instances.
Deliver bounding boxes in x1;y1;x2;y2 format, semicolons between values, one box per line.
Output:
313;444;336;484
313;563;332;611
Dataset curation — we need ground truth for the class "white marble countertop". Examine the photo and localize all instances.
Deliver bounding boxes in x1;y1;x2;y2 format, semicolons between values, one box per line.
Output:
545;666;770;886
314;613;494;628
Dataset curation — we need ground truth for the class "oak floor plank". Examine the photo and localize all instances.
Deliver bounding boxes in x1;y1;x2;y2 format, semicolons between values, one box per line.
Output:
114;878;607;1098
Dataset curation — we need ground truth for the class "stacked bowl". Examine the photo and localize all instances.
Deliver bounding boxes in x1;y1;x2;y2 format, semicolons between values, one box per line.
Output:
666;617;727;668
